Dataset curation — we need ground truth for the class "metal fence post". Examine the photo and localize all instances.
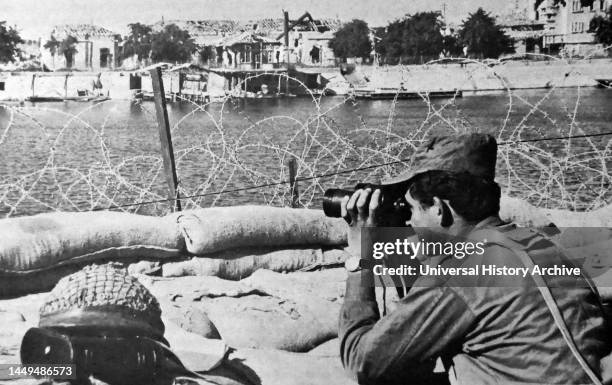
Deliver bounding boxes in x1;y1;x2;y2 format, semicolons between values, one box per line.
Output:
150;67;182;212
287;156;299;208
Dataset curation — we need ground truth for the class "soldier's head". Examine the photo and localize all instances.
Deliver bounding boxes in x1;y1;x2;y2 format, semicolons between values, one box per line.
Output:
381;133;500;238
404;170;500;230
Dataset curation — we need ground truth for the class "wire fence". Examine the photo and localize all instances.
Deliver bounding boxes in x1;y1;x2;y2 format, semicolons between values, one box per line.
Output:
0;55;611;218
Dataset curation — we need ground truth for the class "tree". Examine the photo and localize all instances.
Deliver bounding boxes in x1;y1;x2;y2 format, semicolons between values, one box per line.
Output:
401;12;444;59
329;19;372;60
43;35;60;69
0;21;24;63
150;23;196;63
458;8;514;59
378;20;404;62
442;34;462;57
377;12;446;64
122;23;152;62
589;6;612;46
59;35;78;68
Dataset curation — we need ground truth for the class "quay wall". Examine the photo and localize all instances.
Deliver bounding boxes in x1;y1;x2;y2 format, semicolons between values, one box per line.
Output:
359;58;612;92
0;71;181;101
0;59;611;101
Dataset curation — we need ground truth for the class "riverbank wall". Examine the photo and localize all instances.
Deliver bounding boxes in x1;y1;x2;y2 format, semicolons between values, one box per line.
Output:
0;58;611;101
0;71;181;101
358;58;612;92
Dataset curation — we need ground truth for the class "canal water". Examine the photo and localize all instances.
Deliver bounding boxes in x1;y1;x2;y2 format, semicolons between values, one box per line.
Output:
1;88;611;217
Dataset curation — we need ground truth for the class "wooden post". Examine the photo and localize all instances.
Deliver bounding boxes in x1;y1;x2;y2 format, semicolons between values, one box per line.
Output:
64;74;69;98
150;67;181;211
178;72;185;98
283;10;290;95
287;156;299;208
31;74;36;97
284;11;290;65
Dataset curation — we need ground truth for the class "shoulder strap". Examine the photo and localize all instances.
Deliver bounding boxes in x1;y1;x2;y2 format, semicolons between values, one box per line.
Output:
535;230;603;301
472;228;603;385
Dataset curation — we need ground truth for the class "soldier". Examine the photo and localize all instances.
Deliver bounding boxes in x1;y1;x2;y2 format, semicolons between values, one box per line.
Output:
339;133;611;384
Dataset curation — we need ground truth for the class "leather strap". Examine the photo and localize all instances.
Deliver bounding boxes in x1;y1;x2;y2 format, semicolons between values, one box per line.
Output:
475;229;603;385
514;247;603;385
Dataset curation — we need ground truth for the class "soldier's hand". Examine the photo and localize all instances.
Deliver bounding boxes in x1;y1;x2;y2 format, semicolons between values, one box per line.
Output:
341;188;381;259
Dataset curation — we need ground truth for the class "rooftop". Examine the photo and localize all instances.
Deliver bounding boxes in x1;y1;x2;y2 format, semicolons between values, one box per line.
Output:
218;31;281;46
152;17;342;39
51;24;117;40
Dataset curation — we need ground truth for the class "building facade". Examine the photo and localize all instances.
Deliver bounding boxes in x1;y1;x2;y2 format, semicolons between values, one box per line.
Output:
150;16;339;68
536;0;609;55
275;14;339;66
42;25;118;71
217;31;281;70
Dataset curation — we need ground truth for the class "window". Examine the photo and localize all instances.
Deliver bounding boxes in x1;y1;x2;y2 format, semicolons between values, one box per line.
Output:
572;0;583;11
0;82;4;91
571;21;585;33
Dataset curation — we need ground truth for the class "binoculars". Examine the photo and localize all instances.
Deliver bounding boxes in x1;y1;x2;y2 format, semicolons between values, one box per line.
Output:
322;183;412;226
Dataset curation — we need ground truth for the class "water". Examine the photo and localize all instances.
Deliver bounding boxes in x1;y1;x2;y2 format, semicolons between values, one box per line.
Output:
1;87;611;217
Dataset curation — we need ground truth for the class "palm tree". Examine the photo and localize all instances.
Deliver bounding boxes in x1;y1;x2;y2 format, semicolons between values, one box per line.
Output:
59;35;78;69
43;35;60;70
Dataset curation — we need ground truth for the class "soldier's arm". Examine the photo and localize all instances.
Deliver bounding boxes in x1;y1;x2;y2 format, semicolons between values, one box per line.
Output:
339;271;475;385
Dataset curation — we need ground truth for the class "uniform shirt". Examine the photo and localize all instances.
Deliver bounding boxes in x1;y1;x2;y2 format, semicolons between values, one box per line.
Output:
339;218;611;384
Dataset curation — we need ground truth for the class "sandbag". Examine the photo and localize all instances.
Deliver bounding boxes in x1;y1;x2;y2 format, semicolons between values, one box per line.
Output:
172;206;348;255
568;238;612;301
162;247;348;280
0;211;184;273
499;196;612;291
500;195;612;228
144;270;346;352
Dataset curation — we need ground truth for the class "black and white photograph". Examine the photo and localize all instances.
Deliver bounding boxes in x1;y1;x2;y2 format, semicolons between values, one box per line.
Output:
0;0;611;384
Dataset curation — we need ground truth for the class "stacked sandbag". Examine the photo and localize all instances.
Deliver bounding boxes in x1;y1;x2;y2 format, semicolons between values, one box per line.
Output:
162;247;348;280
171;206;348;255
4;200;611;299
143;269;347;352
0;211;183;272
0;211;183;298
499;195;612;228
500;195;612;301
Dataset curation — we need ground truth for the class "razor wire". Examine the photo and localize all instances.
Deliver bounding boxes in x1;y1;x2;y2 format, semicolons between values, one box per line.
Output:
1;54;611;217
84;130;612;211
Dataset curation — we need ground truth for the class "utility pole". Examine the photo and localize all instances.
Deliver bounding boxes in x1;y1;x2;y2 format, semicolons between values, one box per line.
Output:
283;10;290;94
283;10;290;65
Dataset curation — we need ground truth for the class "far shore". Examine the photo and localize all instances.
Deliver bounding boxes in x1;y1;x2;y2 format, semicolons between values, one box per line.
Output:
0;58;611;101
